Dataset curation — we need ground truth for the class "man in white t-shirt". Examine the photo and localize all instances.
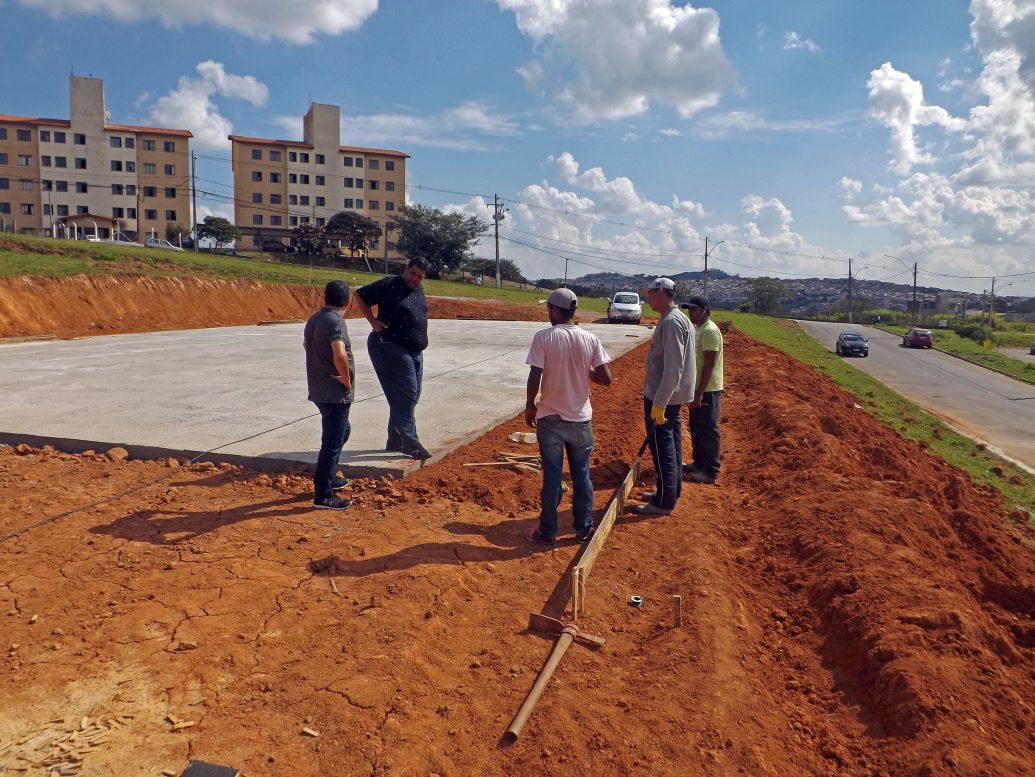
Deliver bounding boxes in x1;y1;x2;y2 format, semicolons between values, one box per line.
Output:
523;288;613;545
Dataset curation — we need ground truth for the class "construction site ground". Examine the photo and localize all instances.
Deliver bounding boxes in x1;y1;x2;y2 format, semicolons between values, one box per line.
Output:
1;283;1034;776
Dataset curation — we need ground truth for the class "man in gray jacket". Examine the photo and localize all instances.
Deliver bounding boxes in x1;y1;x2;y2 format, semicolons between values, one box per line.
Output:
630;277;696;516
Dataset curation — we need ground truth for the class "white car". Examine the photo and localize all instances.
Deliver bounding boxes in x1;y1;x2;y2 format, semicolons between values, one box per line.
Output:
146;238;185;252
607;291;642;324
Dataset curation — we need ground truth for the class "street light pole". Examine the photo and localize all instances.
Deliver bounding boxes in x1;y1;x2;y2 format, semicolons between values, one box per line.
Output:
885;254;919;325
703;237;724;296
989;277;1013;330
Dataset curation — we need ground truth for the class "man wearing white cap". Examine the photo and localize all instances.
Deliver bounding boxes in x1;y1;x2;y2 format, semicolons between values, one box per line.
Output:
630;277;696;516
523;288;613;545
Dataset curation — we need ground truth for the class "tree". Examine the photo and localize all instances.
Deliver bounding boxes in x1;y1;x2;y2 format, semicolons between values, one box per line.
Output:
197;216;240;248
748;277;787;316
325;211;382;257
165;222;189;242
292;223;325;256
393;204;488;276
464;256;528;284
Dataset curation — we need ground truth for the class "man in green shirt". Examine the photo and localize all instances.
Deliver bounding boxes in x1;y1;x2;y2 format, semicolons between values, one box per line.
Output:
683;296;723;484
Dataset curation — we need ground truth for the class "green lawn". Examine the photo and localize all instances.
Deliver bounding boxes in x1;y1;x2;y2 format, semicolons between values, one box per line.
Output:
721;311;1035;521
880;325;1035;385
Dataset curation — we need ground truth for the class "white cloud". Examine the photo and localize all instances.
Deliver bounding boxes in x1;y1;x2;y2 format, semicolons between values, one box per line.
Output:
658;128;682;137
690;109;855;139
497;0;735;121
839;177;863;197
15;0;378;43
783;31;819;53
867;62;966;174
146;61;268;151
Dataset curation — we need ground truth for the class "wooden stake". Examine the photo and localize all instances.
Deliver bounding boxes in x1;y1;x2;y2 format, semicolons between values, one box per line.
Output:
672;595;682;627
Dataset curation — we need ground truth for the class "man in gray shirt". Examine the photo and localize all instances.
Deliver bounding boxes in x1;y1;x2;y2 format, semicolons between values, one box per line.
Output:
303;280;355;510
629;277;696;516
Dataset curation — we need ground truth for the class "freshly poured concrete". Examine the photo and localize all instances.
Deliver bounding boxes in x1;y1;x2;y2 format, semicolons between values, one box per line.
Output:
0;320;649;477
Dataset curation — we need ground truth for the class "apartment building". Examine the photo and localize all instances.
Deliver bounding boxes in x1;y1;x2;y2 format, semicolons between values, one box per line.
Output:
0;75;191;240
229;103;408;258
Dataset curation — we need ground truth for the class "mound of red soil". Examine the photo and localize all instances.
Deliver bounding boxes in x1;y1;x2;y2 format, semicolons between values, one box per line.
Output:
0;329;1032;775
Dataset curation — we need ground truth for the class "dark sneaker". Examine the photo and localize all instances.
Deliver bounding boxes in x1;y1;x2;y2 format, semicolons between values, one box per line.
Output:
403;445;432;461
687;470;717;484
313;495;352;510
628;502;672;516
640;491;658;503
331;475;350;491
682;463;702;475
524;527;556;545
574;526;596;543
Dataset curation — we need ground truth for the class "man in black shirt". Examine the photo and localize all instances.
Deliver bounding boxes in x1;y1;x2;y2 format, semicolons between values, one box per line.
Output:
354;256;432;460
303;280;355;509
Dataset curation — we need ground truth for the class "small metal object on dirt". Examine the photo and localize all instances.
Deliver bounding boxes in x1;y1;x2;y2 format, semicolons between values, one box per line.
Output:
628;595;644;607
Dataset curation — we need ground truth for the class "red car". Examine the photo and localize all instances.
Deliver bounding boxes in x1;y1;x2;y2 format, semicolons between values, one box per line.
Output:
903;327;934;348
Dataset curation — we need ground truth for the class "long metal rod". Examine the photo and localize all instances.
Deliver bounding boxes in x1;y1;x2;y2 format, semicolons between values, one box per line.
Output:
504;627;576;741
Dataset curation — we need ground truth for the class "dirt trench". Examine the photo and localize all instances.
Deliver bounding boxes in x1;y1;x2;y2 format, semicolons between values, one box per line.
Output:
0;327;1033;776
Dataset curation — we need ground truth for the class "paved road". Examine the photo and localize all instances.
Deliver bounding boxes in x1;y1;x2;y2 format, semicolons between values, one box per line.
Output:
796;321;1035;471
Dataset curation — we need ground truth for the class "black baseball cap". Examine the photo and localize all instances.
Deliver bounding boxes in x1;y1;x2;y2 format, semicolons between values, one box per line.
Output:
684;295;710;310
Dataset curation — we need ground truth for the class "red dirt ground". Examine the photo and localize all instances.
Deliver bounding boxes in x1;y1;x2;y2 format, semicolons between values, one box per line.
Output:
1;310;1034;775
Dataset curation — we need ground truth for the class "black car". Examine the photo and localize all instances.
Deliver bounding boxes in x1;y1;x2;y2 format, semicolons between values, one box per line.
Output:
835;330;869;357
261;239;295;253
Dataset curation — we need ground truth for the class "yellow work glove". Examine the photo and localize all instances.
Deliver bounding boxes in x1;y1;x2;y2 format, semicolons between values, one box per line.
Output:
650;404;667;426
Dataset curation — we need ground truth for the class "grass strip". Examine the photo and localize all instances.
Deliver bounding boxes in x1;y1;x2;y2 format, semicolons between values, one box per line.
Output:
876;325;1035;386
723;311;1035;521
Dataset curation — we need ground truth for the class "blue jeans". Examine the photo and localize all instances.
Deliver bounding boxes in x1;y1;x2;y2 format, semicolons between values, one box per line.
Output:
689;391;722;477
536;415;594;540
643;397;682;509
367;332;424;451
314;402;351;501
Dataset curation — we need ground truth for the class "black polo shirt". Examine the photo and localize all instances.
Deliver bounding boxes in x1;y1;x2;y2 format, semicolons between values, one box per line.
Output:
357;275;429;352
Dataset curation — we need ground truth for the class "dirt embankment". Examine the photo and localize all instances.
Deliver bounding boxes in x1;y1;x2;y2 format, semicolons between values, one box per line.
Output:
0;275;555;340
1;327;1033;775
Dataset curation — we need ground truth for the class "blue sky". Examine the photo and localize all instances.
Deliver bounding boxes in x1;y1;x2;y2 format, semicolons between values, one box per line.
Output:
3;0;1035;296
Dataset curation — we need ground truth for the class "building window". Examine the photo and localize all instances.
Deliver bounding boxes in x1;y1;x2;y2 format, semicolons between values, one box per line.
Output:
368;200;379;210
143;139;156;151
145;209;157;220
270;172;281;183
111;160;123;172
288;195;298;205
315;154;325;164
56;205;68;217
0;203;9;215
385;181;395;191
299;174;310;185
300;216;310;224
0;129;6;140
343;198;353;208
112;207;124;218
55;157;67;168
164;187;176;198
315;196;325;206
143;186;156;197
18;155;33;166
17;129;31;142
19;179;32;191
385;201;395;211
20;204;34;215
289;152;297;162
252;214;263;225
252;193;262;204
369;180;379;190
165;210;177;220
316;217;325;227
368;159;379;170
0;153;6;165
343;177;353;187
126;161;135;173
74;158;86;169
299;195;310;206
125;137;135;149
270;215;282;226
41;156;52;167
356;199;363;208
127;207;136;218
385;160;395;171
75;182;88;193
315;175;325;186
143;163;156;174
110;137;122;148
76;206;88;214
270;194;282;205
40;131;51;142
251;149;262;160
164;164;175;175
288;173;297;184
300;153;310;163
343;157;353;167
111;184;124;195
289;216;298;226
126;185;136;195
54;132;66;143
251;171;263;183
56;181;68;193
386;241;395;251
164;141;176;152
355;178;363;188
0;178;7;190
269;150;281;162
354;157;362;166
74;133;85;145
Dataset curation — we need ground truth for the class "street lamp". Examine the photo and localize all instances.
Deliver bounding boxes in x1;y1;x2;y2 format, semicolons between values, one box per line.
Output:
703;238;724;296
989;278;1013;329
885;254;919;325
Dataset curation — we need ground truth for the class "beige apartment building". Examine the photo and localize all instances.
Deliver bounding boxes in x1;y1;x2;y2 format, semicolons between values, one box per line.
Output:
229;103;408;259
0;75;191;240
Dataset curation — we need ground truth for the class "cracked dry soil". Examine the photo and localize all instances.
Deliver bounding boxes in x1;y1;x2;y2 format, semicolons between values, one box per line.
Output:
1;326;1034;776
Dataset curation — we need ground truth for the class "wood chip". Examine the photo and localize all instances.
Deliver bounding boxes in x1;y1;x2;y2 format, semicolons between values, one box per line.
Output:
162;770;178;776
329;578;338;594
171;721;196;731
28;614;38;624
165;714;179;725
300;727;320;737
79;718;89;731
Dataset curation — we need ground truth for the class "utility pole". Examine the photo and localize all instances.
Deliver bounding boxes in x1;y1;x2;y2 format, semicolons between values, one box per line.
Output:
847;257;853;324
989;277;1013;330
190;151;198;253
487;194;508;289
383;220;391;274
885;254;919;325
703;237;724;296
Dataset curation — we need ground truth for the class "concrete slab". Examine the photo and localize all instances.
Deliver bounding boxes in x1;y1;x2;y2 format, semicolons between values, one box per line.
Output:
0;319;650;478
